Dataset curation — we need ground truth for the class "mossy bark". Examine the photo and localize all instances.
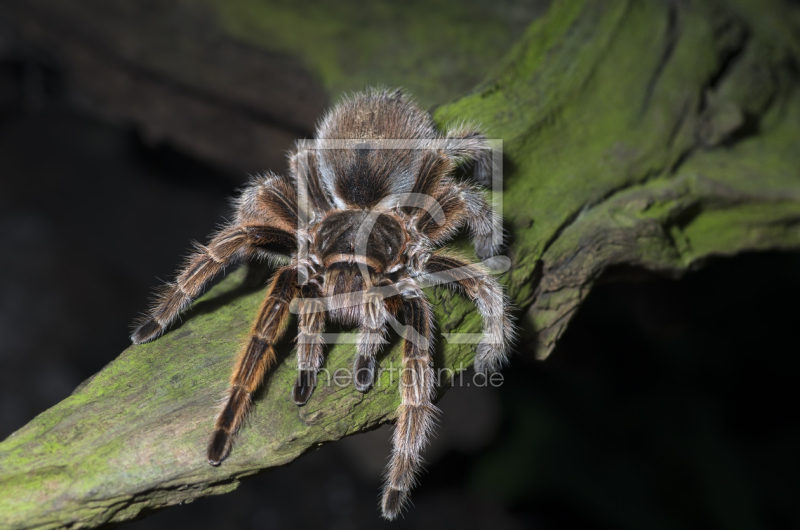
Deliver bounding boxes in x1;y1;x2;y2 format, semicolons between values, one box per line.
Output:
2;0;800;528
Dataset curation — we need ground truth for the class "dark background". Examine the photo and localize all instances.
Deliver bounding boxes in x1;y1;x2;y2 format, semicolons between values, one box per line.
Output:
1;3;800;529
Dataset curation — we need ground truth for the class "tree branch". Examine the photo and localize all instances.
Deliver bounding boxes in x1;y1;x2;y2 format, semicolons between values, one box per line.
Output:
2;0;800;528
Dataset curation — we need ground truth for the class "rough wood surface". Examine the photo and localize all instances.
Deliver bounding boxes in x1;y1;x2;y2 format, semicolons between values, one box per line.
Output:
2;0;800;528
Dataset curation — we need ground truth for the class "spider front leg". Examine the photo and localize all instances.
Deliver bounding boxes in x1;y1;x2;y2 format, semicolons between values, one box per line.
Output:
208;265;298;465
381;288;437;520
131;225;249;344
424;253;514;374
353;285;402;392
292;282;327;405
131;224;294;344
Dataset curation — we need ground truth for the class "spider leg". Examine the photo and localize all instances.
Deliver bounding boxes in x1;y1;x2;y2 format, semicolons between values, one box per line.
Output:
289;146;333;214
444;124;492;186
130;224;294;344
292;282;327;405
423;252;514;374
236;173;299;233
353;286;401;392
416;181;503;259
381;286;437;520
208;265;298;465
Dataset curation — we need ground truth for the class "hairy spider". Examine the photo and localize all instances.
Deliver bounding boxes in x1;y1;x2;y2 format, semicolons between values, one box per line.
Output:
131;88;514;520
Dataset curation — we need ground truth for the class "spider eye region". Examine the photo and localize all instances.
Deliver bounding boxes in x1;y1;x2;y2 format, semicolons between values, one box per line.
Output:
315;210;405;272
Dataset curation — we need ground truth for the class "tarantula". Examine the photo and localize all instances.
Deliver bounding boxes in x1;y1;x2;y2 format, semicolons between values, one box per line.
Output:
131;88;514;520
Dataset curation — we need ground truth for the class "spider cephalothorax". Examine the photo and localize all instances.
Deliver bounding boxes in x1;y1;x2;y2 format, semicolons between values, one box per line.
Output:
131;88;515;520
